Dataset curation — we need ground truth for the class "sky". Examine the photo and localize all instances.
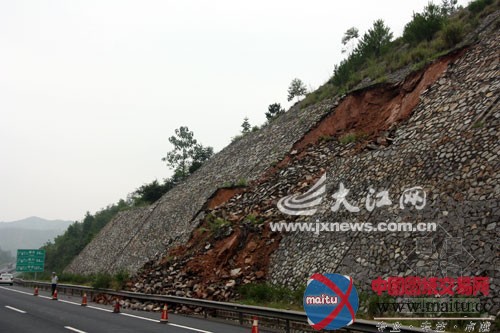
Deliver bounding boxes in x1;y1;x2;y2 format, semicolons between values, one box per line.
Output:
0;0;469;222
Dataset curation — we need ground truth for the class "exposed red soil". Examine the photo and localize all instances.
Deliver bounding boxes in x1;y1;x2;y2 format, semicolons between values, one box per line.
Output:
256;51;464;184
135;49;467;301
293;50;465;152
158;218;280;301
184;225;279;283
206;187;246;210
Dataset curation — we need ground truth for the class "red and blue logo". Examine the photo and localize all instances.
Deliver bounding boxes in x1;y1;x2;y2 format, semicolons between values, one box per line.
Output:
304;273;359;330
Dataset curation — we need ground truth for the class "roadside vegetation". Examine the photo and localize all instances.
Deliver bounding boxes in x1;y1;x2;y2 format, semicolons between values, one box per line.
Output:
21;270;130;291
237;283;306;311
39;126;213;275
41;200;130;273
237;0;498;139
339;132;369;145
32;0;499;282
302;0;499;107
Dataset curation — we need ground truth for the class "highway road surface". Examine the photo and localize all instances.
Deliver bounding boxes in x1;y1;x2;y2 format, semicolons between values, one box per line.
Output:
0;285;269;333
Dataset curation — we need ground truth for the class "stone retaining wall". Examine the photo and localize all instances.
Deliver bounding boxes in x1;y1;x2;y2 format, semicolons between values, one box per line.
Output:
66;92;338;274
67;13;499;317
269;27;499;311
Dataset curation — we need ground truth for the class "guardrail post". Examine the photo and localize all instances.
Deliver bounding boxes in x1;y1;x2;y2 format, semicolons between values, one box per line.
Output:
238;312;243;325
285;319;290;333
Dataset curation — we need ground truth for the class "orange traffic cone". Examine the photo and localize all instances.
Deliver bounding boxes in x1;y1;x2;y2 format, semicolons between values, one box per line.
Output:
160;304;169;323
113;299;121;313
52;289;58;300
251;316;259;333
34;287;39;296
81;293;88;306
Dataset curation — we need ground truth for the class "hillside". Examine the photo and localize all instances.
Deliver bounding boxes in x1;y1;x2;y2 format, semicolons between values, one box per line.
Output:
66;2;499;318
0;217;72;255
126;18;498;301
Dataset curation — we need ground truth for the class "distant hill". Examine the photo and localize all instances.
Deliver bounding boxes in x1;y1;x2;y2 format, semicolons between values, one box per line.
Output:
0;217;73;256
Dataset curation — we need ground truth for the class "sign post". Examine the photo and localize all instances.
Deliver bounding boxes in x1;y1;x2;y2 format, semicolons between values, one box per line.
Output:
16;249;45;278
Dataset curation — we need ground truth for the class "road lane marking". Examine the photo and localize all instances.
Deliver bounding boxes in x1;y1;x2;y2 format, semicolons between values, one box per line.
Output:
87;305;113;312
2;286;214;332
59;299;81;306
119;311;214;332
169;323;214;333
119;311;215;332
0;286;112;312
0;286;33;296
64;326;87;333
0;286;52;300
120;312;160;323
5;305;26;314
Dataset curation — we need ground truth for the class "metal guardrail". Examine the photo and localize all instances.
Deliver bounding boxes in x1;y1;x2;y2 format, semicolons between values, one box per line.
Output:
16;279;425;333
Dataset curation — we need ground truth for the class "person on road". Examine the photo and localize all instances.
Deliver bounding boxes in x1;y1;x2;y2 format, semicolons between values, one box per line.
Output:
51;272;58;296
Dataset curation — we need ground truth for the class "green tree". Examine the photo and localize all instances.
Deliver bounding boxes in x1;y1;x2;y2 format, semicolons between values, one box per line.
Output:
287;78;307;102
162;126;213;180
81;212;94;244
265;103;285;121
162;126;196;179
331;20;392;89
357;19;393;58
42;200;130;273
241;117;251;134
132;180;169;205
441;0;458;15
129;178;179;206
467;0;493;14
341;27;359;54
188;144;214;175
403;2;446;45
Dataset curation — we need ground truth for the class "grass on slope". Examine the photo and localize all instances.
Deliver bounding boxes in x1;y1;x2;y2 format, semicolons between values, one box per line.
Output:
301;0;499;108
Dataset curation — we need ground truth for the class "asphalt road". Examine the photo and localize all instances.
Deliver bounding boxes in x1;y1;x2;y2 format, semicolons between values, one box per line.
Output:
0;285;266;333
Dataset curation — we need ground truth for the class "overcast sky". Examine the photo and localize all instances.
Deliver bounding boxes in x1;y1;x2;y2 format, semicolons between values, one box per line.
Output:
0;0;469;222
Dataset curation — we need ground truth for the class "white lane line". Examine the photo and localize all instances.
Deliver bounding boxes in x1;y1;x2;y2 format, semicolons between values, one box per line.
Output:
64;326;87;333
2;287;112;312
120;311;214;332
87;305;113;313
0;286;33;296
169;323;214;333
120;312;160;323
58;299;81;306
0;286;52;300
5;305;27;314
1;286;213;332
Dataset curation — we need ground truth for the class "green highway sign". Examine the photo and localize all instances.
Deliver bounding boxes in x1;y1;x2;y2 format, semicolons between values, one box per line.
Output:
16;249;45;272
